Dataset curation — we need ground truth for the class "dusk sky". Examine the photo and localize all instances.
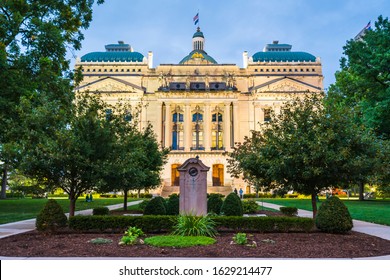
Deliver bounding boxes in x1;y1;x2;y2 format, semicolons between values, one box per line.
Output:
73;0;389;90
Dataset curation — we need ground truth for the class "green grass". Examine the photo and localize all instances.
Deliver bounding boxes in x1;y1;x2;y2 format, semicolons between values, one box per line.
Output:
144;235;216;247
0;197;136;224
260;198;390;226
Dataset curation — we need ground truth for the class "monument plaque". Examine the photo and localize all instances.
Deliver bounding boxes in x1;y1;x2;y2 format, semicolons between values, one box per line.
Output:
177;157;210;216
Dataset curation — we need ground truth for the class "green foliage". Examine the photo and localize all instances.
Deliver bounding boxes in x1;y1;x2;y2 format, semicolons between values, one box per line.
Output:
232;233;248;245
229;93;381;216
144;235;216;247
242;200;258;214
279;207;298;216
119;226;144;245
220;192;243;216
166;194;179;215
92;207;109;216
172;215;218;237
35;199;67;232
143;196;167;215
315;196;353;233
88;238;113;244
207;193;224;214
68;215;314;233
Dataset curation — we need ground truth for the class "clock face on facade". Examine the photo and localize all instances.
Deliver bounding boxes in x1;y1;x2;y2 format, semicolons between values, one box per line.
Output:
188;167;198;177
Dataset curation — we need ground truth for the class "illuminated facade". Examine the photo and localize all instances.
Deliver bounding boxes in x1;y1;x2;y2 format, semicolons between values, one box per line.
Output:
75;28;323;196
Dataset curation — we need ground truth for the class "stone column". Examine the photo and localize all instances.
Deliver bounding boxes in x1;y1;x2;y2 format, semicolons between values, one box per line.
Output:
184;104;192;152
164;102;171;149
254;102;261;131
224;102;231;151
156;101;163;145
233;102;239;144
204;102;211;152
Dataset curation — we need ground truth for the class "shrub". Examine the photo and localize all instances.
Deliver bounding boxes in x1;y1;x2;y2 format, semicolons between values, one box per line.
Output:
144;235;216;247
166;194;179;215
279;206;298;216
220;192;243;216
138;199;150;211
143;196;167;215
242;200;258;214
207;193;223;214
315;196;353;233
36;199;67;232
92;207;110;216
172;214;217;237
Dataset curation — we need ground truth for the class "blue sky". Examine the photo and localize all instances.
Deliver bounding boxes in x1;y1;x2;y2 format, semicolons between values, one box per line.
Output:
74;0;389;89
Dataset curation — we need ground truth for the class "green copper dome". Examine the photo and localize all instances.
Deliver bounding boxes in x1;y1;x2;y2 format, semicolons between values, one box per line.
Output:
81;51;144;62
193;30;204;38
252;51;316;62
179;50;217;64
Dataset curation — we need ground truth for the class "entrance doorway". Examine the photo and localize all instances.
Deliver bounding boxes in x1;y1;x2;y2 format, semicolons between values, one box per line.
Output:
212;164;224;186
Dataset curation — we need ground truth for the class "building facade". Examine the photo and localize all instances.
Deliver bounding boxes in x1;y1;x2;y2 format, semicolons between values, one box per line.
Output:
75;28;323;196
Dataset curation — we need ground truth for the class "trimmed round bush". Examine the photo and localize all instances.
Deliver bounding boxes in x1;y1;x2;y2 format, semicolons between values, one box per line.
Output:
92;206;109;216
143;196;167;215
220;192;243;216
207;193;223;214
166;193;179;215
36;199;68;232
280;206;298;216
242;199;259;214
315;196;353;233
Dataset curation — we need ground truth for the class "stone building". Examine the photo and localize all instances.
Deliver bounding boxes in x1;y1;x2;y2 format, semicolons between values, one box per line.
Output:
75;27;323;196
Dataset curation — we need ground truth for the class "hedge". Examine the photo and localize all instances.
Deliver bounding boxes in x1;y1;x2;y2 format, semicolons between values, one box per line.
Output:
69;215;314;233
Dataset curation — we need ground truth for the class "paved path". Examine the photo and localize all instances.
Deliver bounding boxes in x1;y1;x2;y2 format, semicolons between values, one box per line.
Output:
0;200;143;239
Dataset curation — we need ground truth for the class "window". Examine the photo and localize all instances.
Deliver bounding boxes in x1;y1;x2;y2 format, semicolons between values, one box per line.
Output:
211;109;223;150
264;108;271;122
172;109;184;150
212;164;224;186
191;107;204;150
171;164;181;186
105;109;112;121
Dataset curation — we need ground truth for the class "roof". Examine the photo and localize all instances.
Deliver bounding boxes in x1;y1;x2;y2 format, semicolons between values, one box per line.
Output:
179;50;217;64
252;51;316;62
193;30;204;38
80;51;144;62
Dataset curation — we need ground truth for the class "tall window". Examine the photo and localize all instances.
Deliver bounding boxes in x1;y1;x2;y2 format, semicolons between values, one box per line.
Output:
172;106;184;150
191;106;204;150
264;108;271;122
211;107;223;150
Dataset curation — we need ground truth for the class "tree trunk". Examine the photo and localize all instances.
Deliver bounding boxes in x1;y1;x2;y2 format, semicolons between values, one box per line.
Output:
123;190;128;211
358;181;364;201
311;193;317;219
137;189;141;199
69;196;76;217
1;167;7;199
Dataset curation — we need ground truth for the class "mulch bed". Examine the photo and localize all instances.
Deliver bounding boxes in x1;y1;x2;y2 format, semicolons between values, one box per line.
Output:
1;230;390;258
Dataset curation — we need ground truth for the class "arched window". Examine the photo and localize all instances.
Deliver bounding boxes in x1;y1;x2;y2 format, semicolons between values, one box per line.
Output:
172;106;184;150
191;106;204;150
211;107;223;150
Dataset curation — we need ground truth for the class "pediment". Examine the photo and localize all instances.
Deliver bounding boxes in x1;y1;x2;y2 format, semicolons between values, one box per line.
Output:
76;77;145;94
251;77;320;94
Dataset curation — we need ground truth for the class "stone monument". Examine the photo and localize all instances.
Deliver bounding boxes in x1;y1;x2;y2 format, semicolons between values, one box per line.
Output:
177;156;210;216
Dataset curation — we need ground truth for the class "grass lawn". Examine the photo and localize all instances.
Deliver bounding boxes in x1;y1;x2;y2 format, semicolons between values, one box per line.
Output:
260;198;390;226
0;197;138;224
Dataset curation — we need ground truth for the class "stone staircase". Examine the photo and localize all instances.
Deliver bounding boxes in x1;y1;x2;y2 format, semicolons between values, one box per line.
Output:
159;185;233;197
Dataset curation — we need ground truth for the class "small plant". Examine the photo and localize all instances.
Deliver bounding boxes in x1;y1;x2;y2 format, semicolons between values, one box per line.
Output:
315;196;353;233
220;192;243;216
119;226;144;245
92;206;109;216
232;232;248;245
143;196;167;215
172;214;217;237
207;193;223;215
88;238;113;244
242;200;259;214
36;199;67;233
279;206;298;216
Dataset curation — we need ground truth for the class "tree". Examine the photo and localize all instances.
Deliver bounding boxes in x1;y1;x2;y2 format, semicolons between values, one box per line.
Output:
22;93;116;216
228;93;380;217
328;16;390;139
99;103;168;211
0;0;104;198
